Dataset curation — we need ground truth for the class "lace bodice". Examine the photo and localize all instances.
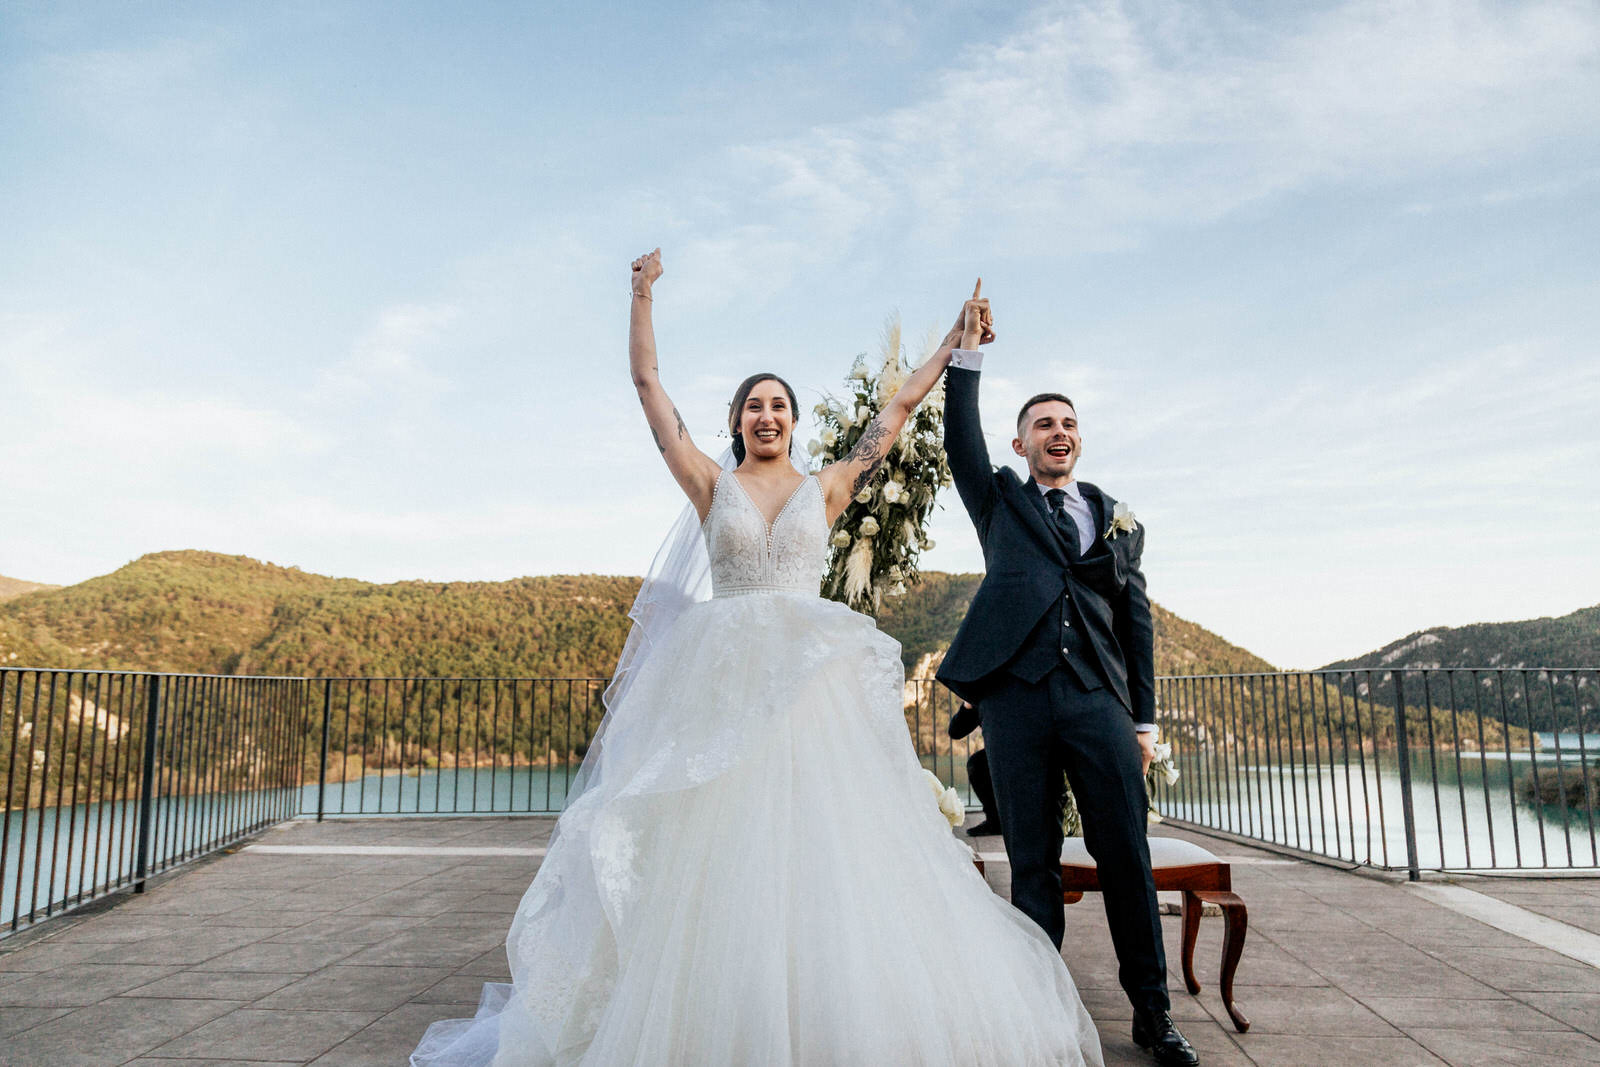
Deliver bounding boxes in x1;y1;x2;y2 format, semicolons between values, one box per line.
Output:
702;471;828;597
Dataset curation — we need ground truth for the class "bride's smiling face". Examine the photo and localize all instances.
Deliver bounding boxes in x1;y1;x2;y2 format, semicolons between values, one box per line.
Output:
734;379;795;458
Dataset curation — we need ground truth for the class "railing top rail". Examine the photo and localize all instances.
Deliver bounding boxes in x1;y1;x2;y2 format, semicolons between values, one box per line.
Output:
1155;666;1599;681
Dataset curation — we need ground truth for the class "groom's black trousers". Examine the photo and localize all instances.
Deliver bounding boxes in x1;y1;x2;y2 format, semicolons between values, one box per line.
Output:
980;665;1170;1016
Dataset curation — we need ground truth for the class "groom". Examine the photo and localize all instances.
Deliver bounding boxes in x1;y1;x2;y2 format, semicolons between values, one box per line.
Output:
935;294;1198;1066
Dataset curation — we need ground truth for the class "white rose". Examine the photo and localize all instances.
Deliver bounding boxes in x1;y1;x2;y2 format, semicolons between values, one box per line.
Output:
856;405;870;423
830;530;851;548
881;481;904;504
1164;765;1181;786
1153;742;1172;762
855;486;873;504
821;428;838;447
1107;500;1138;539
813;402;829;417
807;439;823;457
889;581;907;596
922;538;935;550
859;516;879;536
938;787;965;828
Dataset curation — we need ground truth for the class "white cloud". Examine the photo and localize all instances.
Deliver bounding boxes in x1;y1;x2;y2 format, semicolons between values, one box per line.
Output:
688;0;1600;263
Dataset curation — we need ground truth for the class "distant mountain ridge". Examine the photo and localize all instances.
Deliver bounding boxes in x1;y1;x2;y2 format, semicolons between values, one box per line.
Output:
1321;604;1600;672
0;574;59;602
0;549;1274;678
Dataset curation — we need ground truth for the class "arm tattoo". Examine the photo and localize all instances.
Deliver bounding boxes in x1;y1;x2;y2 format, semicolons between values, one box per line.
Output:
650;423;666;455
846;415;892;496
673;406;687;440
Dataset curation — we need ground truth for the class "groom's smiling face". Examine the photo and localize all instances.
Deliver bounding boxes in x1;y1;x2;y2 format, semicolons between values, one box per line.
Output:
1013;399;1081;483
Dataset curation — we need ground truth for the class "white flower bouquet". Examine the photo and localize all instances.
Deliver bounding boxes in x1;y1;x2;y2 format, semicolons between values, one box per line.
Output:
922;769;966;829
814;314;953;616
1061;738;1181;836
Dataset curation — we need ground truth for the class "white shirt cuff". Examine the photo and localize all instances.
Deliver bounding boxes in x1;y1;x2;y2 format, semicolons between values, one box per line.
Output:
950;348;984;371
1134;723;1158;734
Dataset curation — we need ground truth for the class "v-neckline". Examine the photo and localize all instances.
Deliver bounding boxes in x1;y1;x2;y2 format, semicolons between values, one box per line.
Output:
727;470;811;540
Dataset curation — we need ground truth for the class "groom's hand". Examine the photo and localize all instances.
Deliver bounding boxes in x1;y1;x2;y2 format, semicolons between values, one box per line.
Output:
959;279;994;349
1136;731;1156;776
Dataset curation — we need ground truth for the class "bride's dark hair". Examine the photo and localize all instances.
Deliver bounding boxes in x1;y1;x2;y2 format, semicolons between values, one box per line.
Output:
728;372;799;463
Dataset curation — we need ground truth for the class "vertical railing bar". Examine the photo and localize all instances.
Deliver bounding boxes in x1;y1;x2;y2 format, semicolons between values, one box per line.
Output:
1471;670;1497;868
340;677;356;816
1420;671;1445;870
0;671;21;930
563;680;575;807
36;671;64;917
317;680;332;823
1350;671;1378;868
111;673;136;892
11;672;42;928
60;672;89;909
175;675;197;863
1571;670;1598;865
544;684;556;809
85;672;112;903
1545;669;1575;868
490;678;501;813
1390;670;1419;879
1446;671;1471;868
1495;673;1523;867
1520;671;1550;868
203;674;224;854
132;675;161;895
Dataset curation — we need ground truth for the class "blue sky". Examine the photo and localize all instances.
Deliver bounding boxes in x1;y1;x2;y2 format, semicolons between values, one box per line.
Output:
3;0;1597;668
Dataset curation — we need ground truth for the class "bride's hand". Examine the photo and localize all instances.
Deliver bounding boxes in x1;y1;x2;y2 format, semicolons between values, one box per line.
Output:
631;248;663;295
960;279;995;348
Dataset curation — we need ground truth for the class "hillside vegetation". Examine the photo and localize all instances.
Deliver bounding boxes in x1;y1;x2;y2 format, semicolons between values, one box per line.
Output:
1322;604;1600;672
0;550;1270;679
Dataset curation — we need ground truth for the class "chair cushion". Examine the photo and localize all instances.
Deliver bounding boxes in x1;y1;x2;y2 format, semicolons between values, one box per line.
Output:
1060;835;1220;870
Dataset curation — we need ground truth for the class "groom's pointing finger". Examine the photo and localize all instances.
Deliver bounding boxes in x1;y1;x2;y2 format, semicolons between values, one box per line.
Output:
972;278;982;299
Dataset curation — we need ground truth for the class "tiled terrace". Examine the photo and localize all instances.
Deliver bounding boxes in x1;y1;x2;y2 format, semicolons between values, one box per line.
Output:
1;816;1597;1066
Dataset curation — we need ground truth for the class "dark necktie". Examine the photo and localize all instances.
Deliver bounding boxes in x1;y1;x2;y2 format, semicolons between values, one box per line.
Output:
1045;488;1081;560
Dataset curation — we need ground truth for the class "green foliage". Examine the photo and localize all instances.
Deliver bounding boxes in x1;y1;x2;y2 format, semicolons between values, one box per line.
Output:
1;551;1279;683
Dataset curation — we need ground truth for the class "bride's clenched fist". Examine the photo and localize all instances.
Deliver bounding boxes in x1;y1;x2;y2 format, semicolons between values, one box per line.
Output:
631;248;663;296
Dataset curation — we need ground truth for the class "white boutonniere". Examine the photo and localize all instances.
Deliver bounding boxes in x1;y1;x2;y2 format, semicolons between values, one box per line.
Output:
1105;500;1138;540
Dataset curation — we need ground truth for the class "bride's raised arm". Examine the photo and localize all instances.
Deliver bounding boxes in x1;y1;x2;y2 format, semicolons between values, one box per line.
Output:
818;281;993;526
629;248;724;520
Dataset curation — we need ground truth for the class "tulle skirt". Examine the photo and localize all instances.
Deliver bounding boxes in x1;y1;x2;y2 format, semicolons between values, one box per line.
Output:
411;591;1102;1066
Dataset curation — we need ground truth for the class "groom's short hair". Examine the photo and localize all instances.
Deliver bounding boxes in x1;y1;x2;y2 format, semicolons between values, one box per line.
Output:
1016;392;1076;431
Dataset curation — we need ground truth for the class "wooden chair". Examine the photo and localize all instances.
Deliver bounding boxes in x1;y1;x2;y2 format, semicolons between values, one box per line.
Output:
976;836;1250;1032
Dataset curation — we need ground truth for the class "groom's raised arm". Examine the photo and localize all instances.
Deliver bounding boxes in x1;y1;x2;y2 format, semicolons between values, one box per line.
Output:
943;355;998;529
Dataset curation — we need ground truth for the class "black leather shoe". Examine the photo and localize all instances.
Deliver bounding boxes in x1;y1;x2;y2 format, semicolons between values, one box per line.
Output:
964;819;1000;837
1132;1009;1199;1066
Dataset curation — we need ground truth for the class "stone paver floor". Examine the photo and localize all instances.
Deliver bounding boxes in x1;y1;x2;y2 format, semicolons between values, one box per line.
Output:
1;816;1597;1066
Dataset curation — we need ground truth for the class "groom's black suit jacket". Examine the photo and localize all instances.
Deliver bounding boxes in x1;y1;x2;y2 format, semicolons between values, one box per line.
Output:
934;365;1155;724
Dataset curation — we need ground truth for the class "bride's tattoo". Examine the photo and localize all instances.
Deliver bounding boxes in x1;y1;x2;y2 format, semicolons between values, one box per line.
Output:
846;416;892;495
650;424;667;455
673;406;687;440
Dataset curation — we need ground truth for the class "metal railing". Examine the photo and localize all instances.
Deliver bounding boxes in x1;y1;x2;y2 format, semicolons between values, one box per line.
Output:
7;663;1596;938
2;669;310;935
1152;667;1599;877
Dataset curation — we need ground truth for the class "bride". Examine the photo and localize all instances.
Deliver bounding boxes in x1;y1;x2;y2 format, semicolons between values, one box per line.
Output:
410;250;1103;1066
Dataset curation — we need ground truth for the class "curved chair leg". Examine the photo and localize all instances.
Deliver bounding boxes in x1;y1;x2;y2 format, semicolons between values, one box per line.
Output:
1180;890;1202;995
1199;890;1250;1032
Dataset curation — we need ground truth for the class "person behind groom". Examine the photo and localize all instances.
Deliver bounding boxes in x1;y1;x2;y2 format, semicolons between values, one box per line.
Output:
934;292;1199;1067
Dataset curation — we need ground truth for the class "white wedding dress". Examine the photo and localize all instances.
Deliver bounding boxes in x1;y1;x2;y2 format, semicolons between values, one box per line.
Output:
411;471;1103;1066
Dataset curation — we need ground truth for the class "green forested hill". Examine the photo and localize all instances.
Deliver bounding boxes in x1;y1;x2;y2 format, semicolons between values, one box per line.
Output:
1320;604;1600;671
0;550;1272;678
